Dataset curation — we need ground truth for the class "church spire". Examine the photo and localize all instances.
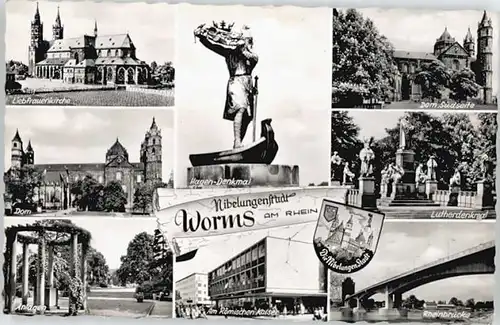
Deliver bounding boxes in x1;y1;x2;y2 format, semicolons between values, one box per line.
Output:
52;5;63;40
465;27;473;41
55;5;61;26
34;2;41;23
94;19;98;37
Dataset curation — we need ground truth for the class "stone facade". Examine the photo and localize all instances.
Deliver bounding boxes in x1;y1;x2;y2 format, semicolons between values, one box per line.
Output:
28;4;150;85
5;118;163;211
392;11;494;104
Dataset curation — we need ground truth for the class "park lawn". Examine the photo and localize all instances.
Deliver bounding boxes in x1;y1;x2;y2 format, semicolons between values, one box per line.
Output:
87;299;153;317
6;90;174;107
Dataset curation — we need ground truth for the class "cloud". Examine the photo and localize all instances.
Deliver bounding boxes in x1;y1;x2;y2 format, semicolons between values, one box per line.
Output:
6;1;175;64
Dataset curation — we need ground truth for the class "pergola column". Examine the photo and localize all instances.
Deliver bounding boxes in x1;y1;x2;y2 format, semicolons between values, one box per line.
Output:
80;245;88;310
35;235;46;307
7;232;18;313
22;242;29;305
46;246;55;309
70;234;79;277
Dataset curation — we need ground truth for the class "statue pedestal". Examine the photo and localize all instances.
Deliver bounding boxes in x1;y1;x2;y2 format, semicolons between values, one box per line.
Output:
425;180;438;200
395;149;416;194
187;164;299;188
359;177;376;209
447;186;460;206
417;183;426;196
475;180;494;209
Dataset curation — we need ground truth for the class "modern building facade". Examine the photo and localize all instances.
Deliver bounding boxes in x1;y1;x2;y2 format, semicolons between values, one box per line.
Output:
176;273;212;306
28;3;150;85
208;236;328;314
4;118;163;211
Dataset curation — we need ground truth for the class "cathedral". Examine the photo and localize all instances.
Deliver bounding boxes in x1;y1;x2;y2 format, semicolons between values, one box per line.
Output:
5;118;162;212
392;11;494;104
28;3;150;85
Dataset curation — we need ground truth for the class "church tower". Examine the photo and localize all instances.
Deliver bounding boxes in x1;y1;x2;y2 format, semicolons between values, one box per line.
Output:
52;5;64;40
94;20;98;38
11;130;24;169
141;118;162;183
477;11;493;105
463;27;475;58
25;140;35;165
28;2;44;75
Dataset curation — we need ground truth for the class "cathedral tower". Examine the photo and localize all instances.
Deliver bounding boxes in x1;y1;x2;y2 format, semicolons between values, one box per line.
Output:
25;140;35;165
11;130;24;169
28;2;44;75
463;27;475;57
434;27;455;57
477;11;493;105
52;5;64;40
141;118;162;183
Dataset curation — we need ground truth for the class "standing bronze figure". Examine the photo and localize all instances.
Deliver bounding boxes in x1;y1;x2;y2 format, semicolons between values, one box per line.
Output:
194;22;259;148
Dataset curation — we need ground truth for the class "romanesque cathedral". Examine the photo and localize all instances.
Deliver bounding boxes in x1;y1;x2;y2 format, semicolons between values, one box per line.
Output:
6;118;162;211
28;3;150;85
392;11;494;104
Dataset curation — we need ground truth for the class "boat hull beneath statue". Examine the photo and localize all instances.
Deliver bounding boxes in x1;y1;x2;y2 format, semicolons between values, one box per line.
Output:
189;119;279;167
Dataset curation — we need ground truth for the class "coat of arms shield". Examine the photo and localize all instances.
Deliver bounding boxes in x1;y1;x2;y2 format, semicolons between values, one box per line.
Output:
313;199;385;274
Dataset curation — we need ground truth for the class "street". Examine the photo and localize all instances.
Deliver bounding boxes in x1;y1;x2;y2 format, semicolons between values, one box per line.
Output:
87;287;172;318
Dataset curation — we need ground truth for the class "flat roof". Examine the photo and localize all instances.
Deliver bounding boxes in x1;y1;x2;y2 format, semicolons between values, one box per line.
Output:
208;236;312;275
176;272;207;284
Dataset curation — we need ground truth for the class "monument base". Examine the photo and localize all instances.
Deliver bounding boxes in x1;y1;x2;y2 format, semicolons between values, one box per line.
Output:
475;180;494;209
187;164;299;188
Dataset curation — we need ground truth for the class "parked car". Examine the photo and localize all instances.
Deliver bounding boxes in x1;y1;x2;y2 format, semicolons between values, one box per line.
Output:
135;292;144;303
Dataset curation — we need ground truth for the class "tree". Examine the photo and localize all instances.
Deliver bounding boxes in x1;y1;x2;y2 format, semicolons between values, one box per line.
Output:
86;248;110;286
332;9;397;107
103;181;127;212
414;61;451;101
116;232;155;285
449;297;459;305
472;113;497;186
465;298;475;311
70;175;104;211
7;220;108;294
441;113;477;189
331;111;363;170
449;68;480;101
133;182;169;214
402;294;420;309
4;166;43;204
150;61;158;73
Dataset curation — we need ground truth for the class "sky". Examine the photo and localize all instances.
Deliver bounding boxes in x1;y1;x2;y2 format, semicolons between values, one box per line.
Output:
353;8;499;96
340;111;481;141
174;4;332;187
4;217;158;270
5;0;176;64
4;107;174;182
332;221;495;302
175;222;315;281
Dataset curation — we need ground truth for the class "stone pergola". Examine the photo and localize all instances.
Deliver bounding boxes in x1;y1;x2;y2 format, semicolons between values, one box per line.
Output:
4;221;91;314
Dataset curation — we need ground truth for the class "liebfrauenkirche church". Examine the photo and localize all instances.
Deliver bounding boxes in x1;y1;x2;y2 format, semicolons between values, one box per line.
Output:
28;2;150;85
